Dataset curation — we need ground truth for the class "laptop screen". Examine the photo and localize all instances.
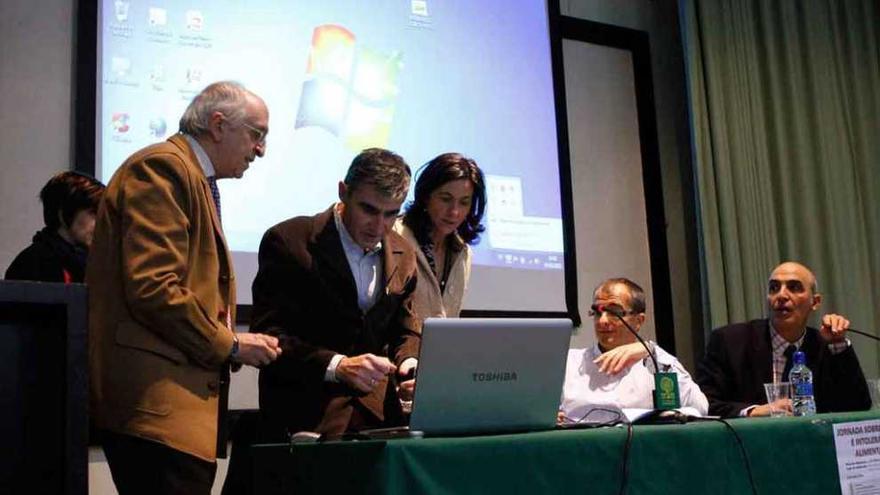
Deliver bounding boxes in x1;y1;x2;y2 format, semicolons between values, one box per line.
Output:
408;318;572;435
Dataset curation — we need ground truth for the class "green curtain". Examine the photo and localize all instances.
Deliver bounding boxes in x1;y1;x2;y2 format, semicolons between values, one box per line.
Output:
683;0;880;375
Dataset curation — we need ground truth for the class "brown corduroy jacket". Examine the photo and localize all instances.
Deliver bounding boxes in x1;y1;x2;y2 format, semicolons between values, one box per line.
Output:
88;134;235;462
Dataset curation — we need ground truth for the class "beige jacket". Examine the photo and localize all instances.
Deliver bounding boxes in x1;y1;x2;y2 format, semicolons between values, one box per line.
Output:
393;220;471;319
88;134;235;462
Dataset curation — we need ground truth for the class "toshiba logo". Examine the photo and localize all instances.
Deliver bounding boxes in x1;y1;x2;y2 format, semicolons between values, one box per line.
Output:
472;372;518;382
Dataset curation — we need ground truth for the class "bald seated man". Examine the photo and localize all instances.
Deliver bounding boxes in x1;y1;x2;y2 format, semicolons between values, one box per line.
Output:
695;261;871;418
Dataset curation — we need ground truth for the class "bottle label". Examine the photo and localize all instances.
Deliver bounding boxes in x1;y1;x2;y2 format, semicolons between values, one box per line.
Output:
795;382;813;396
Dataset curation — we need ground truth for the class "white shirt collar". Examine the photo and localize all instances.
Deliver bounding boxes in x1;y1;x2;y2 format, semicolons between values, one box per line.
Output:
332;203;383;312
183;133;216;178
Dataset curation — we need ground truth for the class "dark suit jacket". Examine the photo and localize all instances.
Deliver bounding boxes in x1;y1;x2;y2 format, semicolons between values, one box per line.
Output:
696;319;870;418
5;227;87;283
253;206;421;436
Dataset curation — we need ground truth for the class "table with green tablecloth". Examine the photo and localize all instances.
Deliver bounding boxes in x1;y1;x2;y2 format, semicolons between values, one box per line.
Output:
251;410;880;494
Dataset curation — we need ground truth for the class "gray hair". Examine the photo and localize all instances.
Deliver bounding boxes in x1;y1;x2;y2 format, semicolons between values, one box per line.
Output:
179;81;252;136
344;148;411;201
592;277;647;314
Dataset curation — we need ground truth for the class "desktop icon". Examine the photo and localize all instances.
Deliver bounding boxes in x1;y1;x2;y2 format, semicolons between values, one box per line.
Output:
186;66;204;86
111;113;130;134
150;65;165;85
149;7;167;27
111;56;131;78
148;117;167;138
114;0;130;22
186;10;204;31
411;0;429;17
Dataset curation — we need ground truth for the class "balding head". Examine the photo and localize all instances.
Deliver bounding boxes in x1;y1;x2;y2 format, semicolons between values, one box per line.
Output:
770;261;817;293
767;261;822;340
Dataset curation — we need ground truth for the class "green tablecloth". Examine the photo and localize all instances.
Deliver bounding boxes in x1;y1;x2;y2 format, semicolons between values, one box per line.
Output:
252;410;880;494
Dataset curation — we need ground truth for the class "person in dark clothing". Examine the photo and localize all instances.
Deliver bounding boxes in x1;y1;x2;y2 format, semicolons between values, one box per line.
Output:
5;171;105;283
696;261;871;418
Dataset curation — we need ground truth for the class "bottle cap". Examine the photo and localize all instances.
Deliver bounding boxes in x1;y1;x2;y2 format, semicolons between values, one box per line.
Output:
793;350;806;365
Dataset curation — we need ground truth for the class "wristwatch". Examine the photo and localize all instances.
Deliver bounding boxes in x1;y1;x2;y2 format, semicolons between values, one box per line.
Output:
230;333;240;362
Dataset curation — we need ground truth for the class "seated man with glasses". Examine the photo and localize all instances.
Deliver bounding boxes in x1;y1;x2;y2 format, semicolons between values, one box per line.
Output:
558;277;708;424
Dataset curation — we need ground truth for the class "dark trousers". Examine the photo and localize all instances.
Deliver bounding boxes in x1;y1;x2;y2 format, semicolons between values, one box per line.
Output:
101;431;217;495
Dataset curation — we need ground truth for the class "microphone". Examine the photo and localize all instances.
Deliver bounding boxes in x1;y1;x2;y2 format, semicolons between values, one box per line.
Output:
597;304;681;410
597;304;659;373
848;328;880;342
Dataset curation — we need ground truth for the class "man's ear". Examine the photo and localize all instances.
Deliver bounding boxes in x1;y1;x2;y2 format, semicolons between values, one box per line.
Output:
56;210;68;228
207;111;224;142
338;181;348;203
632;313;646;331
811;292;823;311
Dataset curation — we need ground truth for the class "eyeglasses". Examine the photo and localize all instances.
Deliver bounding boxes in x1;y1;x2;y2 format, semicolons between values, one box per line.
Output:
587;303;641;318
219;114;268;146
241;122;267;146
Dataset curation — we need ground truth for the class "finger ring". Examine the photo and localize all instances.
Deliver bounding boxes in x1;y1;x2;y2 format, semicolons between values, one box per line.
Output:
370;378;377;386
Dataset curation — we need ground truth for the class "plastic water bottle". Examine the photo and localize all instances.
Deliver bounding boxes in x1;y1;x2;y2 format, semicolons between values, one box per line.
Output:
789;351;817;416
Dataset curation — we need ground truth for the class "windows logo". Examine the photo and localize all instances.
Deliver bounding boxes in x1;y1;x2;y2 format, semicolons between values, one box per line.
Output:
295;25;403;151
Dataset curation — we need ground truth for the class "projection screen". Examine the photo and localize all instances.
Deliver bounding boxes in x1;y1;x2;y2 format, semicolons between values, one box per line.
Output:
95;0;569;313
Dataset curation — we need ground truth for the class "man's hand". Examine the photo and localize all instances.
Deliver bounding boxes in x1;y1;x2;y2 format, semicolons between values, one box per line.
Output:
235;333;282;367
337;354;395;393
594;342;649;375
820;313;850;343
748;399;792;417
397;359;417;401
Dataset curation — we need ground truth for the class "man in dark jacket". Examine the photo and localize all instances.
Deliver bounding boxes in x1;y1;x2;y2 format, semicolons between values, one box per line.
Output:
253;148;421;437
696;261;870;418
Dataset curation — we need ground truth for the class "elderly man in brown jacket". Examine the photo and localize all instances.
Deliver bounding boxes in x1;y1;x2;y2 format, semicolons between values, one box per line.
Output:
88;81;281;495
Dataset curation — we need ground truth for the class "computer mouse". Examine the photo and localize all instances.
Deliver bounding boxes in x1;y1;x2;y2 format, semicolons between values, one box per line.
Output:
289;431;321;443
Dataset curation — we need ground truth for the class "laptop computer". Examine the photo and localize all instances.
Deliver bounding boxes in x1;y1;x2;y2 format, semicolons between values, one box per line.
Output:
404;317;573;436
